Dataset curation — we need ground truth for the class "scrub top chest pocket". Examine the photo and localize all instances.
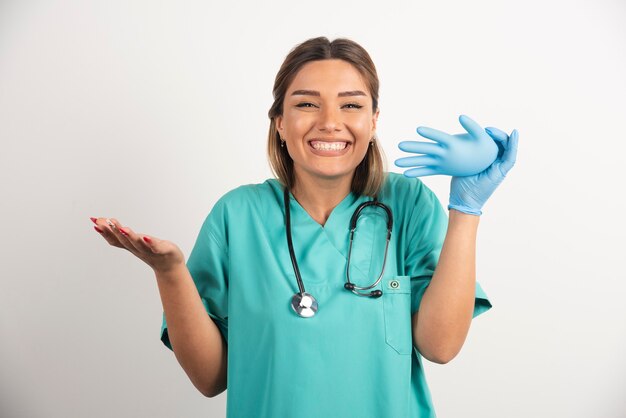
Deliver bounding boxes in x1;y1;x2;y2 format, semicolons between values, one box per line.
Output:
382;276;413;355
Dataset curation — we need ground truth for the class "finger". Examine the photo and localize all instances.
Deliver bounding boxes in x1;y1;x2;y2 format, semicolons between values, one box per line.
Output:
484;127;509;160
110;220;162;258
106;218;140;253
107;218;151;256
484;126;509;142
141;235;160;254
484;130;507;159
458;114;486;138
402;166;438;177
114;224;147;254
499;129;519;174
416;126;452;145
394;155;438;168
398;140;443;156
93;218;125;248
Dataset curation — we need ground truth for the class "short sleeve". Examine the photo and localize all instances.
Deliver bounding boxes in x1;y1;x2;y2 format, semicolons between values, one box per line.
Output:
404;180;492;318
160;203;229;351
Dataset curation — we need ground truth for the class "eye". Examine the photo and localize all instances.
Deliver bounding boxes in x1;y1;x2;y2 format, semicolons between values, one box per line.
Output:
343;103;363;109
295;102;317;108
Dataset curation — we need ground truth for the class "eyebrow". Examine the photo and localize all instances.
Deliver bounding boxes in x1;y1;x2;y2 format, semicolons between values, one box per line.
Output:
290;89;367;97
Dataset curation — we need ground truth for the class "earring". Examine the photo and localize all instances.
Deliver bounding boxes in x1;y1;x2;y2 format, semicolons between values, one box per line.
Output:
280;138;285;148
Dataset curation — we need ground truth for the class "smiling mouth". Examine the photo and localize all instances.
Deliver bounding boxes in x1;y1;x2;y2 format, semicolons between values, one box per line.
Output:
308;140;349;151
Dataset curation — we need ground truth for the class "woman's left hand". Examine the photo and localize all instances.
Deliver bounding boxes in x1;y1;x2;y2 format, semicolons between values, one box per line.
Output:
394;114;518;216
448;124;519;215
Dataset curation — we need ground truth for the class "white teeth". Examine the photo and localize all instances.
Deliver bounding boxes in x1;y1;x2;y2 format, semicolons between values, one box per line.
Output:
310;141;347;151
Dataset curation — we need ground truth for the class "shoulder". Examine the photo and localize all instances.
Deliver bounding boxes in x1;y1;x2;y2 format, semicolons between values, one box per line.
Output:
208;178;283;221
379;172;446;227
216;179;280;206
199;178;283;243
380;172;438;205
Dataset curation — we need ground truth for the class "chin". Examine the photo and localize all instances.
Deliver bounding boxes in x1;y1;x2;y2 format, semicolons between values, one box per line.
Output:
294;159;361;184
310;167;356;182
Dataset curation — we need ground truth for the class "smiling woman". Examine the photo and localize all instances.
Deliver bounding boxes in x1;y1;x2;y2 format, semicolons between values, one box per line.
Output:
94;35;517;418
267;38;385;205
275;59;378;196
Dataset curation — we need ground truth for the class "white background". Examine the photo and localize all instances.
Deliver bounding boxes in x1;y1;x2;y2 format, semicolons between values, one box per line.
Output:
1;0;625;417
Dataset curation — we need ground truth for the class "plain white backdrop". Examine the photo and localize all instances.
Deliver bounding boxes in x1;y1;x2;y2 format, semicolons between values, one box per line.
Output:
1;0;625;417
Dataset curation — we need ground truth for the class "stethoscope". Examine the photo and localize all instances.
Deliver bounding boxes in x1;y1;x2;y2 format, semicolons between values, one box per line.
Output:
283;187;393;318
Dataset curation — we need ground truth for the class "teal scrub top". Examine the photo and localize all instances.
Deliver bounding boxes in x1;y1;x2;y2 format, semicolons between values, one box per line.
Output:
161;172;491;418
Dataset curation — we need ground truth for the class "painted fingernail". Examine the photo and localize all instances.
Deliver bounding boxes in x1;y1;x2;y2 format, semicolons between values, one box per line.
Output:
90;217;98;224
94;226;104;233
143;236;152;244
119;228;128;236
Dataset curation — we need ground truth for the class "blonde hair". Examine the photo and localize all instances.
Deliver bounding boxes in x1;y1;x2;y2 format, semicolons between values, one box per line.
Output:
267;36;386;197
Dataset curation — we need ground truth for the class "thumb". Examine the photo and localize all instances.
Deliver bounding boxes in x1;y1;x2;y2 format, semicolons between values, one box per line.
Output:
142;235;160;253
485;127;508;159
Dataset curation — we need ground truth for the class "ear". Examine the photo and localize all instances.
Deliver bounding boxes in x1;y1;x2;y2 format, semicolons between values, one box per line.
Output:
275;115;284;133
371;108;380;134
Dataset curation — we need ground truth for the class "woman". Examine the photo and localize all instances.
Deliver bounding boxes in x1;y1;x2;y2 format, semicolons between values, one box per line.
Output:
92;36;517;417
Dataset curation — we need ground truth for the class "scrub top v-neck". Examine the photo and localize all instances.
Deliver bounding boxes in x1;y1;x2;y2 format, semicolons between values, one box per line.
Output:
160;172;492;418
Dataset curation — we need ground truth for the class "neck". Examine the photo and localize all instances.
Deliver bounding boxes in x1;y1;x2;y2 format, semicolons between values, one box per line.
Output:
291;173;353;226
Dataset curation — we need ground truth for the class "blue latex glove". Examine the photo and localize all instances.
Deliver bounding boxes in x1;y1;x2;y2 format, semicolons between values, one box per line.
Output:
395;115;518;215
448;125;518;215
395;115;499;177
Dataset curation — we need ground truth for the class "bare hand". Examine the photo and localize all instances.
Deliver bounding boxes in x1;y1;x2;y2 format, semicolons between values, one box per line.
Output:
92;217;185;274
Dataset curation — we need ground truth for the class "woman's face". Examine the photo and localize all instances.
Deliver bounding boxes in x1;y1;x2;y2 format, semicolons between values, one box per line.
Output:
276;59;379;187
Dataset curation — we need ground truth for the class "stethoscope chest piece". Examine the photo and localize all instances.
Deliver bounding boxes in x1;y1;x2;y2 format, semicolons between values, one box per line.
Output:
291;292;318;318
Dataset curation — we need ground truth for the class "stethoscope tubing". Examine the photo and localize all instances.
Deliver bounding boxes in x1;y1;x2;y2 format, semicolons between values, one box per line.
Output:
284;187;306;295
283;187;393;301
345;199;393;296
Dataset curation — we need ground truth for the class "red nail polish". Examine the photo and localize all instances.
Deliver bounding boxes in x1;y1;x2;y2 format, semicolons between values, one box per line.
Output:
143;236;152;244
94;226;104;233
90;217;98;224
119;228;128;236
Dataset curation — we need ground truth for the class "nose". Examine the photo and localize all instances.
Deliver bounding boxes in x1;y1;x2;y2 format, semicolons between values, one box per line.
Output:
317;105;342;133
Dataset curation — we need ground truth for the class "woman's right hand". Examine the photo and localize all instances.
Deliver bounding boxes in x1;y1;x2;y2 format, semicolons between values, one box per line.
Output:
91;217;185;274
